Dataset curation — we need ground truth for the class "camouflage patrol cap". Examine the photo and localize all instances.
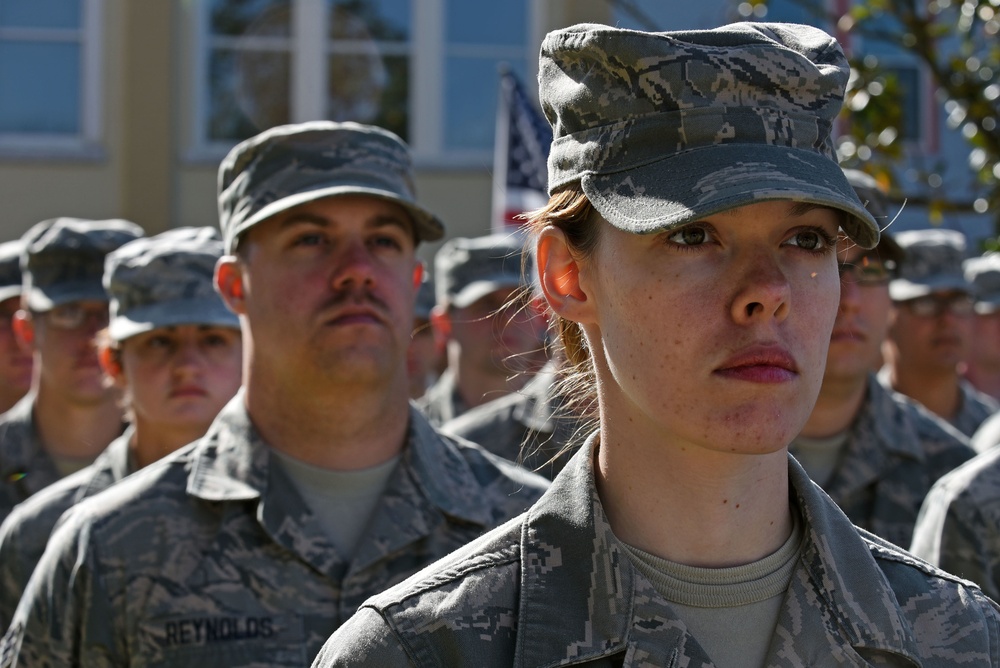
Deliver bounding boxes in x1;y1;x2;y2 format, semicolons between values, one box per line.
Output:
963;253;1000;314
104;227;240;341
435;234;528;309
889;229;971;302
218;121;444;253
0;240;24;303
20;218;144;312
538;22;879;248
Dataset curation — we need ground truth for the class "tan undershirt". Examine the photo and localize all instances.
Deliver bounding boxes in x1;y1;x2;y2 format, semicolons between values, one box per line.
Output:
789;431;850;488
270;449;400;559
623;508;805;668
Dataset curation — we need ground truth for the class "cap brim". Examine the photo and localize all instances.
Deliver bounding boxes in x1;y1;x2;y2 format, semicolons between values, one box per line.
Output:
451;278;522;309
227;183;444;253
108;298;241;341
889;276;971;302
580;144;880;249
26;283;107;312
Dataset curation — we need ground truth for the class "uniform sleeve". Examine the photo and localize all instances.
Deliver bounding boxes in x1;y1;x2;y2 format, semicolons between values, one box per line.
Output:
0;512;29;632
311;607;416;668
911;484;1000;602
2;510;121;668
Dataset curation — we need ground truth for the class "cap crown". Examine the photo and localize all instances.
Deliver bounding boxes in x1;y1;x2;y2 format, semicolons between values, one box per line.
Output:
890;229;970;301
435;235;528;309
218;121;443;252
104;227;239;340
21;217;144;311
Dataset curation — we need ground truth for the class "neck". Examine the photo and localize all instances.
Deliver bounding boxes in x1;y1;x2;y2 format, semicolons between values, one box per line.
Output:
0;388;25;415
244;367;411;471
32;386;122;461
131;420;208;470
595;421;791;568
887;363;961;421
799;374;867;438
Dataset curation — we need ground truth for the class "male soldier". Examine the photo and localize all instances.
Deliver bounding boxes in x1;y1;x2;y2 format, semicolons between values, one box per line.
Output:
962;253;1000;401
0;241;32;415
0;227;242;631
2;122;547;666
879;228;999;436
417;234;548;425
0;219;142;522
791;170;976;547
442;355;584;480
911;421;1000;599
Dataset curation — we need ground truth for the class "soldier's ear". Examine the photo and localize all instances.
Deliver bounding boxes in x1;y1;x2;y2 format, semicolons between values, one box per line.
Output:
536;226;594;324
98;344;125;387
12;310;34;351
215;257;246;315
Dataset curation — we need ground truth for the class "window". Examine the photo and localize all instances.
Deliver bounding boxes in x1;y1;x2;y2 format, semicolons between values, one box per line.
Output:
0;0;102;155
191;0;536;165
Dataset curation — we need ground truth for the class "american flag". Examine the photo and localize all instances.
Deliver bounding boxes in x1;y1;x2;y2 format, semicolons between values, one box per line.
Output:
491;69;552;234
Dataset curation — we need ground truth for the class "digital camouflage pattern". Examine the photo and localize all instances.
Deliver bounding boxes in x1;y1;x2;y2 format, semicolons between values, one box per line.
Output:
314;435;1000;667
1;395;547;667
538;23;879;249
20;218;143;312
433;234;528;309
0;396;60;524
217;121;444;253
103;227;238;341
910;444;1000;601
443;362;588;480
953;380;1000;439
0;241;24;303
0;431;134;631
416;369;467;427
888;229;971;302
790;375;975;548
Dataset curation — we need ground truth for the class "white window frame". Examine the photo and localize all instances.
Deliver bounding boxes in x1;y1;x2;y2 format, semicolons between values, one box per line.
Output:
0;0;104;158
185;0;541;167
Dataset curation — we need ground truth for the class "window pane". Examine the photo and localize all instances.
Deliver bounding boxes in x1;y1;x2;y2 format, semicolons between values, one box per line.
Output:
210;0;290;37
445;57;528;151
0;0;80;29
207;48;290;141
329;0;408;42
446;0;524;45
0;41;79;133
327;52;407;140
885;67;921;141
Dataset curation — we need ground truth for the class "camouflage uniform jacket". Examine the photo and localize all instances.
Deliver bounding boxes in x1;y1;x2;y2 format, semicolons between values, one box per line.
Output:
415;368;467;426
313;435;1000;667
953;380;1000;439
1;395;548;667
0;395;59;524
910;445;1000;602
972;409;1000;454
0;430;134;631
443;362;586;480
791;374;975;548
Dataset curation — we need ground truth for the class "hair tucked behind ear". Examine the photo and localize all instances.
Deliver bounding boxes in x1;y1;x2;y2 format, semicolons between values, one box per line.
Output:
520;186;601;457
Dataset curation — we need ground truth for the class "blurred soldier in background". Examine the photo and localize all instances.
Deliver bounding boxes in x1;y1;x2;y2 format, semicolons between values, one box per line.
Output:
0;241;32;415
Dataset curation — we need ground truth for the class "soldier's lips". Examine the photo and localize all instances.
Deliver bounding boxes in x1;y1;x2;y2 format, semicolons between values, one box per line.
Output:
714;345;798;383
830;327;865;343
170;385;208;398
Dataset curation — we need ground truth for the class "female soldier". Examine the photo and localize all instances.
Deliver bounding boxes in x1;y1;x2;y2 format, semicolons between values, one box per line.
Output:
313;23;1000;666
0;227;242;628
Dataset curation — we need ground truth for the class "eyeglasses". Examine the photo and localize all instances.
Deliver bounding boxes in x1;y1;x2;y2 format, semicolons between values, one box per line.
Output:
902;294;976;318
43;303;109;330
838;256;894;286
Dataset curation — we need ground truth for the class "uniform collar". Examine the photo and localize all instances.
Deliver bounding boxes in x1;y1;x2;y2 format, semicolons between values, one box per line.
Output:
516;435;921;667
74;428;135;502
